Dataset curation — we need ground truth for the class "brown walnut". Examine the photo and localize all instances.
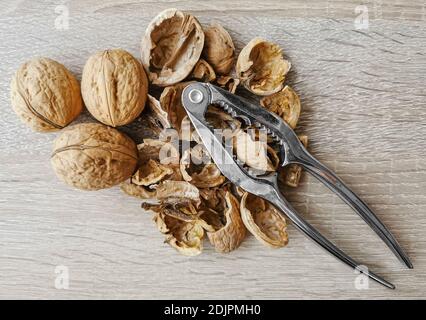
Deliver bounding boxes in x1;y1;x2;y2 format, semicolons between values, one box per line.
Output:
51;123;138;190
81;49;148;127
10;57;82;132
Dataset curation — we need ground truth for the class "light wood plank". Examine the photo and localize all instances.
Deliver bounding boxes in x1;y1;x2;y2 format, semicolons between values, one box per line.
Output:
0;0;425;299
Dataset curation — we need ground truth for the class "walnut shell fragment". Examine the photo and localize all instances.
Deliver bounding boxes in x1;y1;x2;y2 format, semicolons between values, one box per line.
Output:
121;181;156;199
205;105;241;132
81;49;148;127
10;57;82;132
236;38;291;96
160;214;205;256
144;95;171;136
180;147;225;188
51;123;138;190
137;138;180;165
159;81;193;132
121;139;182;199
203;23;235;75
156;180;200;203
234;130;277;172
143;193;215;256
205;191;246;253
141;8;204;86
240;192;288;248
280;135;308;187
132;159;174;186
216;75;239;94
190;59;216;82
145;94;172;134
260;85;301;129
147;202;206;256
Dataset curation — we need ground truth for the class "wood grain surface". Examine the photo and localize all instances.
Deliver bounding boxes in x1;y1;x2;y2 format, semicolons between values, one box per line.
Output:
1;0;425;299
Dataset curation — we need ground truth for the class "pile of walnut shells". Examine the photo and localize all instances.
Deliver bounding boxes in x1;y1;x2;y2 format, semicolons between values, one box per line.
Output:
10;9;307;256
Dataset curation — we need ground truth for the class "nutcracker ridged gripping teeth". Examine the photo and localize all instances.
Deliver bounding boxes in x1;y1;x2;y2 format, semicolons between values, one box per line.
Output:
182;82;412;289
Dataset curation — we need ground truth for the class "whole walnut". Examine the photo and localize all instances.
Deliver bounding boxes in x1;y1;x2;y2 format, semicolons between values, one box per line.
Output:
81;49;148;127
10;57;82;132
51;123;138;190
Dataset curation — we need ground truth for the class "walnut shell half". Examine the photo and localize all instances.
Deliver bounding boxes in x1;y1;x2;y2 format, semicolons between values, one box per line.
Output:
141;8;204;86
159;81;193;132
240;192;288;248
51;123;138;190
236;38;291;96
10;57;82;132
260;85;301;129
203;23;235;75
206;191;246;253
81;49;148;127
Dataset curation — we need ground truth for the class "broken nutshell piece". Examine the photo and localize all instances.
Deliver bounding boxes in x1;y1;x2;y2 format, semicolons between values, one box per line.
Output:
121;139;182;199
190;59;216;82
180;146;225;188
132;159;174;186
260;85;301;129
143;191;215;256
205;105;241;132
203;23;235;75
145;94;172;135
159;81;193;132
10;57;82;132
140;8;204;86
203;191;246;253
233;129;278;172
156;180;200;203
280;135;308;188
137;138;180;165
240;192;288;248
216;75;240;94
146;201;206;256
81;49;148;127
51;123;138;190
121;181;156;199
236;37;291;96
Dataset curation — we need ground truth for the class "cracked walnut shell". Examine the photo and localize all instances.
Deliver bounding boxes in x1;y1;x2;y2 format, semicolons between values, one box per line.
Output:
140;8;204;86
10;57;82;132
81;49;148;127
204;191;246;253
180;146;225;188
260;85;301;129
146;201;207;256
203;23;235;75
51;123;138;190
190;59;216;82
120;139;184;200
236;38;291;96
216;75;239;94
240;192;288;248
159;81;193;132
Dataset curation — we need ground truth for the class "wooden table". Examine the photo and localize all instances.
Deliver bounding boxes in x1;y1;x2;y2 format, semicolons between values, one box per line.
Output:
1;0;425;299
